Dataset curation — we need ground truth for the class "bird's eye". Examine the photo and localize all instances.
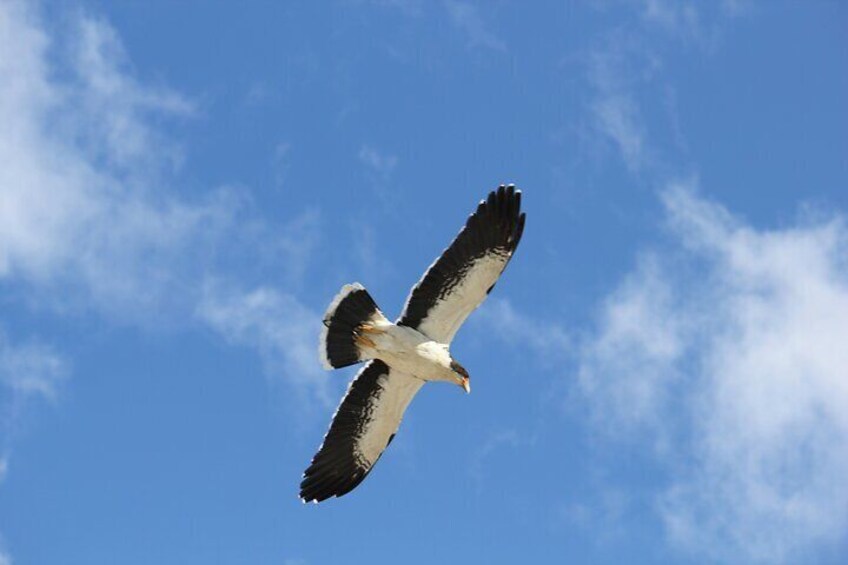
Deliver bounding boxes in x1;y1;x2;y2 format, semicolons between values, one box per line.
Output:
450;361;468;378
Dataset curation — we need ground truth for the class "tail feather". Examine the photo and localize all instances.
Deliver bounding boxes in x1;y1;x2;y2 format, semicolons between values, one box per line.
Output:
320;283;386;369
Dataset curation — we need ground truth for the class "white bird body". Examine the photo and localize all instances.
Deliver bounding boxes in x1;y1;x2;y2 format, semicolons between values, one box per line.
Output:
358;320;456;385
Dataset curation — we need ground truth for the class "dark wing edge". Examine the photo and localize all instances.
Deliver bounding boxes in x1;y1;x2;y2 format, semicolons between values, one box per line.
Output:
299;360;424;503
397;184;526;343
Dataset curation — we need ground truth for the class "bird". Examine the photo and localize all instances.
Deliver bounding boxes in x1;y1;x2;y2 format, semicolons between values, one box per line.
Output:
300;184;526;503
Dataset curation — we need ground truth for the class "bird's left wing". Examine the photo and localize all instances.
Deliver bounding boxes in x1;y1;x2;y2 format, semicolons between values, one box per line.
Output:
300;360;424;503
397;185;525;344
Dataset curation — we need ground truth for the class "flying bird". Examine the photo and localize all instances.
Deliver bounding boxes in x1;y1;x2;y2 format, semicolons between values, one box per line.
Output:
300;184;525;503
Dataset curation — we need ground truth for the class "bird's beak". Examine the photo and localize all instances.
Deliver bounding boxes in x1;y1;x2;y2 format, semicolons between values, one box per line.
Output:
461;377;471;394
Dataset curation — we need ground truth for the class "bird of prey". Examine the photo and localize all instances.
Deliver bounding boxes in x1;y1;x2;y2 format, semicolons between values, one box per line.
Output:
300;185;525;503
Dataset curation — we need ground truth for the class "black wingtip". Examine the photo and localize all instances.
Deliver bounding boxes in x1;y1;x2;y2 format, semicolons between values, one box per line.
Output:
298;361;395;505
515;211;526;244
480;183;525;252
396;184;526;332
299;467;371;504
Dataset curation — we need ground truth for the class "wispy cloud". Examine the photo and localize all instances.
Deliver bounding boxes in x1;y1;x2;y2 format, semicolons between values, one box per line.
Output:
0;329;68;480
272;141;293;187
0;0;319;366
581;2;747;175
641;0;703;42
66;15;194;170
0;1;242;322
640;0;748;49
558;488;630;545
577;253;685;440
0;0;326;459
197;281;330;409
443;0;505;52
592;92;649;174
474;299;573;363
364;0;423;17
358;144;398;180
0;333;67;401
467;429;519;491
578;183;848;562
583;32;659;174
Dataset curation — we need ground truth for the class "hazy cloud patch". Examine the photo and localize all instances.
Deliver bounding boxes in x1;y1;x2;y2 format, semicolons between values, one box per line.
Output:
358;144;398;180
443;0;506;52
0;329;69;481
197;281;330;409
579;184;848;562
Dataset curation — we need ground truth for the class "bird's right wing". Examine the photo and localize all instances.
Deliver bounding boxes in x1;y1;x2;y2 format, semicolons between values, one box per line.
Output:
300;360;424;503
397;185;525;344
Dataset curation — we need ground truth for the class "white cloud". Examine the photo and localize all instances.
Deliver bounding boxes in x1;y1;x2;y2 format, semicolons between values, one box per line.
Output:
0;333;67;401
0;329;68;481
358;144;397;180
364;0;423;16
582;3;748;175
443;0;505;52
579;184;848;562
641;0;702;41
474;299;572;363
583;32;659;174
721;0;754;18
577;254;685;439
0;0;318;355
640;0;747;48
64;15;194;170
467;429;519;491
0;1;243;322
559;488;630;544
592;93;648;174
0;0;325;432
272;141;292;186
197;281;331;408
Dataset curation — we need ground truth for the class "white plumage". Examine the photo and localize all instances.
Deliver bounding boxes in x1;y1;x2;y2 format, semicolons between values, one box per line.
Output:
300;185;525;503
403;252;512;344
352;369;422;467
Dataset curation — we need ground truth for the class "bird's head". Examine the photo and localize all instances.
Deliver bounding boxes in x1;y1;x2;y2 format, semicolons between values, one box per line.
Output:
450;360;471;394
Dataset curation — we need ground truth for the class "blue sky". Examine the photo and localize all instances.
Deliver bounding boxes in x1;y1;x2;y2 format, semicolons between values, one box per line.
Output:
1;1;847;563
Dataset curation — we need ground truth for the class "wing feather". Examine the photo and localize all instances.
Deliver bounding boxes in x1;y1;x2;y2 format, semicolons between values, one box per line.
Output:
299;360;424;503
398;184;525;343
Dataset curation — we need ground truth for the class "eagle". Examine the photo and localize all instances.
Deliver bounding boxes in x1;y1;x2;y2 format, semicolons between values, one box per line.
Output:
300;184;525;503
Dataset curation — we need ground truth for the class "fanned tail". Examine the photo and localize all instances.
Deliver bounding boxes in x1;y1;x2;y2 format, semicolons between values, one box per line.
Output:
319;283;387;369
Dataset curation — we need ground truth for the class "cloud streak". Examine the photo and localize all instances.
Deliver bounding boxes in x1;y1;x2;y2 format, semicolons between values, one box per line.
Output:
0;329;68;481
197;281;330;408
443;0;505;52
582;27;661;175
581;2;749;176
474;299;572;363
358;144;398;180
